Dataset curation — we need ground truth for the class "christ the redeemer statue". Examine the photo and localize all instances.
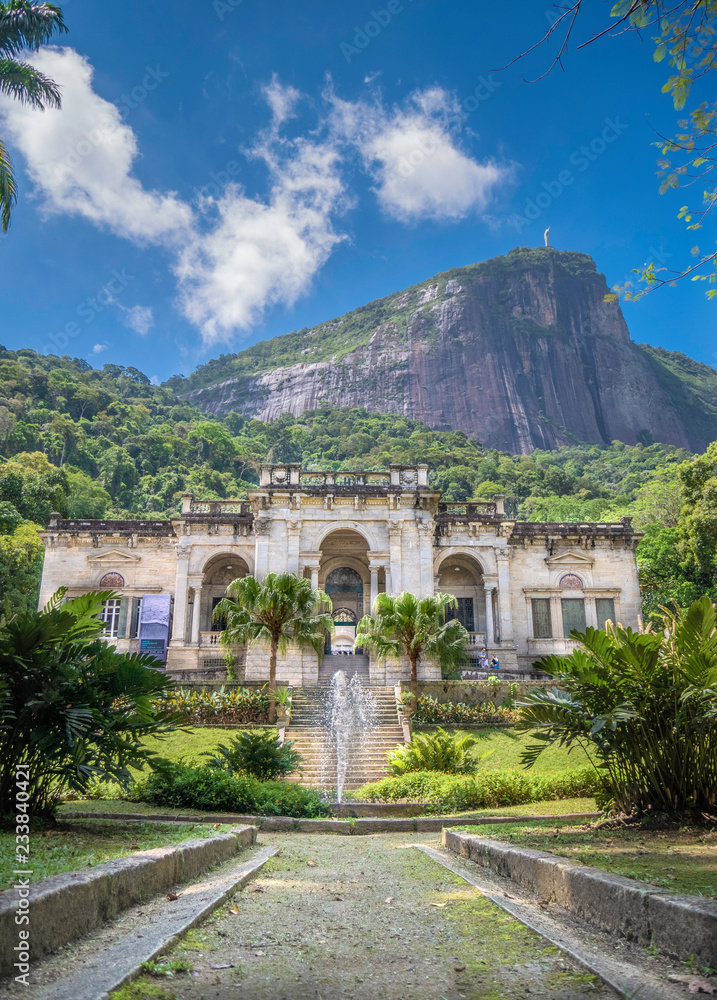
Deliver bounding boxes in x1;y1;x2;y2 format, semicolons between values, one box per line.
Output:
544;227;550;247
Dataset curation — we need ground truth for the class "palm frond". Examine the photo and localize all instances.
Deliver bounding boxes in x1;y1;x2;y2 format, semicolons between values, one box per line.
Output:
0;133;16;232
0;56;61;107
0;2;68;57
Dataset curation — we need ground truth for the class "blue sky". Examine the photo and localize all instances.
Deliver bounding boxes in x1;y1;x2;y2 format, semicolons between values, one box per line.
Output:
1;0;715;383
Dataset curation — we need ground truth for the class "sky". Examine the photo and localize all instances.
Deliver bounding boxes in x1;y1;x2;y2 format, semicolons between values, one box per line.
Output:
1;0;715;384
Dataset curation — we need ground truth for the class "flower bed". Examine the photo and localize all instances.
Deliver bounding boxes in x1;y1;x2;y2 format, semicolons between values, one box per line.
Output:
412;695;519;726
164;686;269;726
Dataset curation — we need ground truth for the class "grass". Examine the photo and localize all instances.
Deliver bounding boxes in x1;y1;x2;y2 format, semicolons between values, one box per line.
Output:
0;820;233;888
140;727;239;767
57;794;598;820
416;725;594;774
457;817;717;898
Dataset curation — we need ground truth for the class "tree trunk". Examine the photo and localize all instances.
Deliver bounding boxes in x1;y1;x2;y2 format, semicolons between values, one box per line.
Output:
269;637;278;724
409;654;419;716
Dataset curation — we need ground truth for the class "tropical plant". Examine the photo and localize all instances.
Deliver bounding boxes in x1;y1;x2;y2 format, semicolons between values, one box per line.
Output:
214;573;332;722
355;592;470;711
0;589;181;820
139;760;328;817
164;685;269;725
517;596;717;814
411;694;518;726
274;685;292;719
205;729;302;781
387;728;483;775
0;1;68;231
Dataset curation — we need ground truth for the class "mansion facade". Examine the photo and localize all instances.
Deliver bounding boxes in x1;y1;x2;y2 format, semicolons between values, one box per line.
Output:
38;463;643;683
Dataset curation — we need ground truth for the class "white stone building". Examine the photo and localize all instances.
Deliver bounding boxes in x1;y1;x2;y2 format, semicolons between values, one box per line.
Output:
38;463;643;683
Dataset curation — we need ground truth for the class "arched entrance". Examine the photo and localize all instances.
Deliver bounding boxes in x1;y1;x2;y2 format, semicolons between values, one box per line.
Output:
198;554;249;634
319;530;370;668
436;555;486;638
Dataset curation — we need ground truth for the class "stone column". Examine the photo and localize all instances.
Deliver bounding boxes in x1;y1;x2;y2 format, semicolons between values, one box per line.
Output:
170;551;190;646
311;567;319;590
417;521;435;598
189;575;203;646
287;520;301;575
495;549;514;644
369;565;379;609
254;518;271;580
484;582;496;644
388;524;402;595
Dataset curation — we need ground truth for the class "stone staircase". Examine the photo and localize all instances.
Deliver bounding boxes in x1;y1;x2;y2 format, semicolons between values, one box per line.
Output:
284;685;405;791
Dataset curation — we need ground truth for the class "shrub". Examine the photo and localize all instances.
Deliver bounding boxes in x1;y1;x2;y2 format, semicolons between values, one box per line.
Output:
138;760;329;817
356;766;599;814
412;695;518;726
164;686;269;725
0;589;181;821
387;728;482;775
205;729;302;781
518;597;717;814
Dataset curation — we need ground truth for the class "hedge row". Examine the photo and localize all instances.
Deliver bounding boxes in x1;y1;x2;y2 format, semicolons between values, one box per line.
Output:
164;686;269;725
412;695;519;726
135;762;330;817
355;766;600;814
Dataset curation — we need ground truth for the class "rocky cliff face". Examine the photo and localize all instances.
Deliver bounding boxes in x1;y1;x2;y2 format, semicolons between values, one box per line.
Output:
179;247;717;454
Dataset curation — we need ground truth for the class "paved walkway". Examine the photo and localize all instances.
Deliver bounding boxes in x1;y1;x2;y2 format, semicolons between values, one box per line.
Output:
116;832;615;1000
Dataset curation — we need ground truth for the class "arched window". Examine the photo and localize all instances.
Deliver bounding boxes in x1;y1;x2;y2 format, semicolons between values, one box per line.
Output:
559;573;583;590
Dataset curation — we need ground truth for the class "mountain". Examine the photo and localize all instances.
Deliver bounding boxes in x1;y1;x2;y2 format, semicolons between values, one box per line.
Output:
170;247;717;455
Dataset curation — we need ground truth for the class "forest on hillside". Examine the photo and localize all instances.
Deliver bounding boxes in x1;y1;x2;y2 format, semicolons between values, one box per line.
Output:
0;346;714;623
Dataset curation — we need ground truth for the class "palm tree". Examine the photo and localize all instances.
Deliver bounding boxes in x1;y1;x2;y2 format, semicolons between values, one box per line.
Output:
215;573;333;723
355;592;470;713
0;2;68;231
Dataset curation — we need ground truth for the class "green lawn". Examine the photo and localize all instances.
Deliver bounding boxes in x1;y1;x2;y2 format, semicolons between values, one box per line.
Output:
456;817;717;898
0;820;234;888
140;727;238;766
58;795;598;820
416;726;594;774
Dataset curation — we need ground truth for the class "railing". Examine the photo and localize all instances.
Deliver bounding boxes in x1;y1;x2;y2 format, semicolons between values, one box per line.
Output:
187;501;253;517
467;632;487;647
200;631;224;647
298;472;390;488
437;502;498;518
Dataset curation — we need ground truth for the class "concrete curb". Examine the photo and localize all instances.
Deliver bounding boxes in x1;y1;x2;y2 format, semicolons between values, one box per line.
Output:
28;844;279;1000
442;829;717;967
0;825;256;979
61;809;600;835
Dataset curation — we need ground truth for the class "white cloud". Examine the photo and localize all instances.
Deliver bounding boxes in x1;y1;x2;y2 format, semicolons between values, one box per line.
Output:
0;48;191;244
1;53;511;345
330;86;508;222
91;342;108;354
119;304;154;335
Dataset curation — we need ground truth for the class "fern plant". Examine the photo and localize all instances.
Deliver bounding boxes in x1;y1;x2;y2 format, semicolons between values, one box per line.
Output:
205;729;302;781
387;727;488;775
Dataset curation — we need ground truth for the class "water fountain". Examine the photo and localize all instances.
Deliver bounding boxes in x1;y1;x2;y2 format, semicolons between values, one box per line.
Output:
322;670;377;803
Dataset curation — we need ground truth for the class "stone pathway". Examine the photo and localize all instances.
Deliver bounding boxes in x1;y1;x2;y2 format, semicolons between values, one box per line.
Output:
112;832;617;1000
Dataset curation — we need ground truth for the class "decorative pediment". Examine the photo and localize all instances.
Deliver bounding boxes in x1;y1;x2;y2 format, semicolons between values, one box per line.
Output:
87;549;141;564
544;549;594;567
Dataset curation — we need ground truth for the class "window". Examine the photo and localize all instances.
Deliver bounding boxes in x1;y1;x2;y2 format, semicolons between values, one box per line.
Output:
211;596;226;633
447;597;475;632
531;599;552;639
596;598;616;630
562;599;586;638
101;599;122;638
